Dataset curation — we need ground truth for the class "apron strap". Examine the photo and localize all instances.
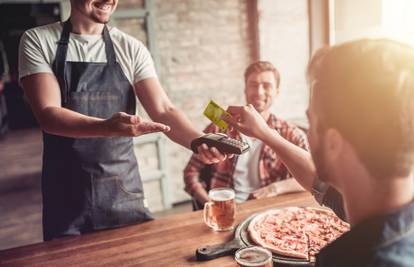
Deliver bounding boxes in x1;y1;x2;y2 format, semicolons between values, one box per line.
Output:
54;19;71;105
53;20;116;104
103;26;116;65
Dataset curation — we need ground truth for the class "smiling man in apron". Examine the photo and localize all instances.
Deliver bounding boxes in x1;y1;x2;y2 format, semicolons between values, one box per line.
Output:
18;0;226;241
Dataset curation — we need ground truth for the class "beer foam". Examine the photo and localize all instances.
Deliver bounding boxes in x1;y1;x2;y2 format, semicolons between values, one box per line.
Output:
209;189;235;201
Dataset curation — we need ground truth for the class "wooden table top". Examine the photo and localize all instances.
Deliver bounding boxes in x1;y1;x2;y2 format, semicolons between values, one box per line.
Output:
0;192;318;267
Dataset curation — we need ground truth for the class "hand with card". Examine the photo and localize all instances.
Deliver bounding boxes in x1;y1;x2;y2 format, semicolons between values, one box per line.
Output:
203;100;231;131
191;101;250;160
222;104;275;141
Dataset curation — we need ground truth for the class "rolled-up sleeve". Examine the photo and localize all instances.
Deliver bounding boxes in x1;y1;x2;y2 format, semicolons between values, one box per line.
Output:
18;30;53;82
133;42;157;84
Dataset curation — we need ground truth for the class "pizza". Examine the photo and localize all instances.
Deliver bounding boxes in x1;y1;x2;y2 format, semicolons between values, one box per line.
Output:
247;207;350;261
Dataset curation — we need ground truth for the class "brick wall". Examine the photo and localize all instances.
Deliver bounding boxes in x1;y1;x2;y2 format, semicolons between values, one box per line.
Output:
151;0;253;208
258;0;310;123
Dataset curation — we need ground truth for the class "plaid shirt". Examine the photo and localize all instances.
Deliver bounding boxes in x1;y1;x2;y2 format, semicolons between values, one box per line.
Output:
183;114;309;196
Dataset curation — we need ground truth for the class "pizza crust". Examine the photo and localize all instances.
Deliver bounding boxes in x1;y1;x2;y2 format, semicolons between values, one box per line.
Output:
263;242;309;259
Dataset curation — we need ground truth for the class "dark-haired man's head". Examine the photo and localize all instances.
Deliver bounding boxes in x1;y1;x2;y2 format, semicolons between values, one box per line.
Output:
306;39;414;189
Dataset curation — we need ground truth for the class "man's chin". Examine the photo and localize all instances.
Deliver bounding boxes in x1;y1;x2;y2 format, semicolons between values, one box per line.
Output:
91;14;111;24
318;174;329;184
314;157;334;185
251;104;265;113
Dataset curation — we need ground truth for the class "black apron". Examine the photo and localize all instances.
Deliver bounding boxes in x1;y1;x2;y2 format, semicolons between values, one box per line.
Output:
42;20;152;241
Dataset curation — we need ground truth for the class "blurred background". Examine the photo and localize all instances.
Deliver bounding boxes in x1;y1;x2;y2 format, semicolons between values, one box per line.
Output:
1;0;413;250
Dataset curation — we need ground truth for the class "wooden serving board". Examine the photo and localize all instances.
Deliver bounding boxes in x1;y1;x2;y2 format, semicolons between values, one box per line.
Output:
197;213;313;266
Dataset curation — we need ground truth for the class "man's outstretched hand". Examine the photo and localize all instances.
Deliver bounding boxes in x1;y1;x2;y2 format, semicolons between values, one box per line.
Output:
103;112;170;137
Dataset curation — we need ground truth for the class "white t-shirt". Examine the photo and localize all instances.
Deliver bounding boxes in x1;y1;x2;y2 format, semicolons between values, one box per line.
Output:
18;22;157;85
233;135;263;203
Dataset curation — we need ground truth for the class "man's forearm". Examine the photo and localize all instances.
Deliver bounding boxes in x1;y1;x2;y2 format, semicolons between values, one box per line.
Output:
36;107;168;139
261;129;317;191
134;78;202;149
192;186;210;205
152;106;201;149
274;178;306;195
22;74;169;139
37;106;106;137
22;74;108;138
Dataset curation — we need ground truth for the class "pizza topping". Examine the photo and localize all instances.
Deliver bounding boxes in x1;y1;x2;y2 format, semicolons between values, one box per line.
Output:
248;207;350;261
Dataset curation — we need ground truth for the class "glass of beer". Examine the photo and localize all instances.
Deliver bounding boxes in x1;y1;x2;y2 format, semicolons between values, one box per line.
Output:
203;188;236;231
235;246;273;267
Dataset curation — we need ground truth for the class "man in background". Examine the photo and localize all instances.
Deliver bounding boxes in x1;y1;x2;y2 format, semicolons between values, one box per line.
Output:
184;61;308;209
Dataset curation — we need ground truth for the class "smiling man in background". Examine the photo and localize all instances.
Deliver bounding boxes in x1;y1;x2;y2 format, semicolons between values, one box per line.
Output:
184;61;308;209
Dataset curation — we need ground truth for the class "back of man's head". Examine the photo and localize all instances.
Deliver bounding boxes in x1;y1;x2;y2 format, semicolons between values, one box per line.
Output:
307;39;414;180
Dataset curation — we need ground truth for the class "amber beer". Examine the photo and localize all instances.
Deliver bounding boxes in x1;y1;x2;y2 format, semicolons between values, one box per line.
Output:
203;188;236;231
235;246;273;267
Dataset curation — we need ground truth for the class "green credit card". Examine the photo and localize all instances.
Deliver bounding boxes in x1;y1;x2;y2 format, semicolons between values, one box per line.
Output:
203;100;231;130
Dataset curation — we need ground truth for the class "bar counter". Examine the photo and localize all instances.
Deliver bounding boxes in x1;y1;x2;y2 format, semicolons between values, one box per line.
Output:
0;192;318;267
